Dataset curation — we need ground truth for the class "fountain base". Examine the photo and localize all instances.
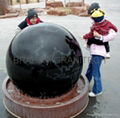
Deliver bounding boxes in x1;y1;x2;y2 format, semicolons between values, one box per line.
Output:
2;76;89;118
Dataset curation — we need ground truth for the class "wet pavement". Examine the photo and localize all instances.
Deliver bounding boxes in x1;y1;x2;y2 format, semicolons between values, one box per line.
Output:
0;0;120;118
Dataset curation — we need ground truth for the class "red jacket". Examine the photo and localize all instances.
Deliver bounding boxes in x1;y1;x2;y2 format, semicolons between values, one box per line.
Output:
83;19;118;39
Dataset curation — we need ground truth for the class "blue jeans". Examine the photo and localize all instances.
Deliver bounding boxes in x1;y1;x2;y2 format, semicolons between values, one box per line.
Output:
86;55;104;94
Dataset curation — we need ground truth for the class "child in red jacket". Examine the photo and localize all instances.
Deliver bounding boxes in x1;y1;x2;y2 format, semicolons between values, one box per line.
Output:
16;9;43;35
83;9;118;58
18;9;43;30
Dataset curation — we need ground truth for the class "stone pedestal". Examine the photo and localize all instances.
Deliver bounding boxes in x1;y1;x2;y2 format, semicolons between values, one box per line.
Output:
2;76;89;118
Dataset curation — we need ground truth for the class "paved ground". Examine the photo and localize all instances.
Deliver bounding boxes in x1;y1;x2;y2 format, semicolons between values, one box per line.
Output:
0;0;120;118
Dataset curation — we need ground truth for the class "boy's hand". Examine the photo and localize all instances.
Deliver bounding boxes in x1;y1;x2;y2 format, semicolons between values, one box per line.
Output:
93;31;102;38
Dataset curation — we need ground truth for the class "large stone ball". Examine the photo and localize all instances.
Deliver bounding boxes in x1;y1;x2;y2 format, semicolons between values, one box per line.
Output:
6;23;83;97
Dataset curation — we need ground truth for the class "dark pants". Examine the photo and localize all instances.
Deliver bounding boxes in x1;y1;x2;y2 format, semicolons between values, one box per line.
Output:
87;38;110;52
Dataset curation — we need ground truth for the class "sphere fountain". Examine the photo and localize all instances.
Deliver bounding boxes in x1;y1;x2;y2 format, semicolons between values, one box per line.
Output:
2;23;89;118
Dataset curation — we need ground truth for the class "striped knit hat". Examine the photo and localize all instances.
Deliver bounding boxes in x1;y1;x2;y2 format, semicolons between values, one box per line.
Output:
27;9;38;20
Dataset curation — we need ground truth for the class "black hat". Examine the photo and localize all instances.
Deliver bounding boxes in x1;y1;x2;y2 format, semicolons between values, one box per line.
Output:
27;9;38;19
88;3;100;15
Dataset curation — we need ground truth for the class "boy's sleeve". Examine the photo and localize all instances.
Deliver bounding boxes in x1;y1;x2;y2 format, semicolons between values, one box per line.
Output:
18;20;27;30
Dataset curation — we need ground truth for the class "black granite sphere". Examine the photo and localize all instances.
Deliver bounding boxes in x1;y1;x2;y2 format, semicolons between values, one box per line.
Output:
6;23;83;97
